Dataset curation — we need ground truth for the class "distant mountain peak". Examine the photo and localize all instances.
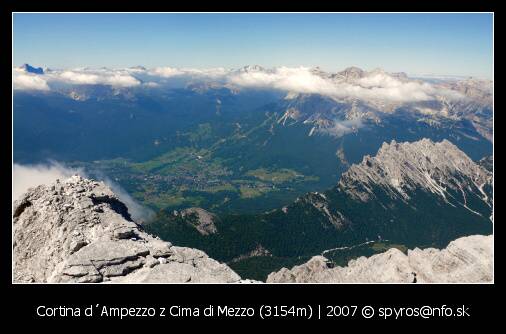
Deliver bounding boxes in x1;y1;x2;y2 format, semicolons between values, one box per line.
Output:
338;66;365;79
20;63;44;75
340;139;492;207
130;65;147;70
342;66;364;72
239;65;266;73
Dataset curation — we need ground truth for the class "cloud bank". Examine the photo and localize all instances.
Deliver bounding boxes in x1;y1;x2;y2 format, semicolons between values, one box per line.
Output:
58;70;141;87
13;65;468;103
13;162;154;222
317;118;364;138
228;67;463;102
13;162;80;200
13;69;50;90
147;66;229;79
13;67;141;91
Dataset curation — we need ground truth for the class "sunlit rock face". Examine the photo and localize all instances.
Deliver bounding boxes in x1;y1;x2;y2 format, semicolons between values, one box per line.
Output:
267;234;493;283
13;175;241;283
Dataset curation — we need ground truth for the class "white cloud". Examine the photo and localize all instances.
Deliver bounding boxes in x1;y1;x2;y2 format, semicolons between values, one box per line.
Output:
12;65;466;103
12;162;81;201
143;81;160;87
57;70;141;87
59;71;101;84
146;67;230;79
13;69;50;91
228;67;459;103
13;162;154;222
13;67;141;90
148;67;185;78
317;118;364;138
356;72;408;88
229;67;335;94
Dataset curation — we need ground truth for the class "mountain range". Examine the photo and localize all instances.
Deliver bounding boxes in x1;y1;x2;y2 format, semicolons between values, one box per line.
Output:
13;64;494;282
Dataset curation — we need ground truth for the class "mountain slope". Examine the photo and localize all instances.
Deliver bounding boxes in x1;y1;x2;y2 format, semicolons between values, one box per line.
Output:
267;234;493;283
340;139;492;209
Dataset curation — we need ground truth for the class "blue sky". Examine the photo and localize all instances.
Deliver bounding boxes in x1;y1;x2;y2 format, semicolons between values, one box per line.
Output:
13;13;493;78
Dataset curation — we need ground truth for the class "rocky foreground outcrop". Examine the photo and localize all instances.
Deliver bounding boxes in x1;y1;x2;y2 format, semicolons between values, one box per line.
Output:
13;175;241;283
267;235;493;283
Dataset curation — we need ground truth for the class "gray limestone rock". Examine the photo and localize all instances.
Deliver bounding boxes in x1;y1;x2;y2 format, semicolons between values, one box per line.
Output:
266;235;493;283
175;207;219;235
13;175;241;283
339;139;492;208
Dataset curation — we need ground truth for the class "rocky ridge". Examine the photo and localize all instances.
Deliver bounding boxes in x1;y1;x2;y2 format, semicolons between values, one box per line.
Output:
339;139;492;210
13;175;241;283
172;207;219;235
267;234;493;283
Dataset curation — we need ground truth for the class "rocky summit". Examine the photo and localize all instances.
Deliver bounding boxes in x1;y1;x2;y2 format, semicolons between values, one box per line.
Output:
13;175;241;283
339;138;492;207
267;234;493;283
